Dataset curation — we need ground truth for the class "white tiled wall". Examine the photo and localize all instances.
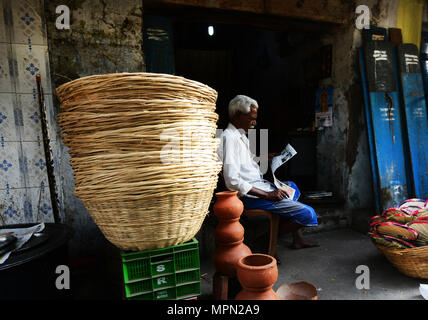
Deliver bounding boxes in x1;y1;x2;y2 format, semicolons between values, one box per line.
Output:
10;0;47;46
12;44;51;94
0;1;9;44
0;0;55;224
0;93;19;141
0;44;14;92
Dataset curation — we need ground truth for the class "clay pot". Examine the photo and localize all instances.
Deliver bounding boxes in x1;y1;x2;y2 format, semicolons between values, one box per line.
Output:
212;191;251;277
235;254;280;300
276;281;318;300
213;191;244;220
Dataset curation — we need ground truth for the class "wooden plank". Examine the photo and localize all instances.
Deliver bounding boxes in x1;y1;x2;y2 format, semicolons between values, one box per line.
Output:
264;0;348;24
360;41;411;211
359;48;382;214
212;272;229;300
396;44;428;199
144;6;339;33
147;0;265;13
144;0;349;24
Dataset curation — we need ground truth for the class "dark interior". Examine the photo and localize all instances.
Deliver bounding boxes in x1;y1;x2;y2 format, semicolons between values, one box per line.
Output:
171;20;321;192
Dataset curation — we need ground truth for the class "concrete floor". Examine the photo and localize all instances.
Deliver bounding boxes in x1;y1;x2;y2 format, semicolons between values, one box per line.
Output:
199;228;427;300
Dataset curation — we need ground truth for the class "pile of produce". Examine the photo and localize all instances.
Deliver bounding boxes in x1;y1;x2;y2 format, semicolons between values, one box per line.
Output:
369;199;428;249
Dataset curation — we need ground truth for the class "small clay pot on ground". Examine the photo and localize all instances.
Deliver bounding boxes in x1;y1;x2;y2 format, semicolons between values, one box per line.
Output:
235;253;280;300
276;281;318;300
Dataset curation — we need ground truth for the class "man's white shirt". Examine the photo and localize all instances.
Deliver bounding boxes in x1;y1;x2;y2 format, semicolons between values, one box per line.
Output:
217;123;275;198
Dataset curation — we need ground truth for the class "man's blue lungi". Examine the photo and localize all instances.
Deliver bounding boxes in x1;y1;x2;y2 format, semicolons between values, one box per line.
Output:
241;181;318;227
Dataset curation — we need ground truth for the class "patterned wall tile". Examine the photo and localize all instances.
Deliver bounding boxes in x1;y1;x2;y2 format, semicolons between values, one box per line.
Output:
0;141;24;189
21;140;49;188
0;0;10;43
0;43;14;93
0;187;26;225
11;43;51;94
28;186;54;223
0;93;19;142
15;94;57;143
10;0;46;46
19;93;57;142
17;93;42;141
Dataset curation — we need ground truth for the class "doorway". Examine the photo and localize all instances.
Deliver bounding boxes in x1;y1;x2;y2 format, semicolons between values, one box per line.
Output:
143;14;326;192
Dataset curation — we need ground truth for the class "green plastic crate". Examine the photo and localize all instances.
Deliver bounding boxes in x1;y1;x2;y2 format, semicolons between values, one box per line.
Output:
127;282;201;300
121;238;201;300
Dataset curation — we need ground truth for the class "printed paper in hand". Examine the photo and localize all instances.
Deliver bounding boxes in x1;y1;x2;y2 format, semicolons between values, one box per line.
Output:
271;144;297;199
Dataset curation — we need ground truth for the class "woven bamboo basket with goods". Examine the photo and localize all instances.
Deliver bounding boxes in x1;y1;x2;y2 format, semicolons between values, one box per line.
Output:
374;244;428;279
370;199;428;279
56;73;222;251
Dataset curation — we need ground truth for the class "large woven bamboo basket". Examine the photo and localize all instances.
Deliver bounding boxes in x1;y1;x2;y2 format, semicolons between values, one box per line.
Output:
56;73;222;251
375;244;428;279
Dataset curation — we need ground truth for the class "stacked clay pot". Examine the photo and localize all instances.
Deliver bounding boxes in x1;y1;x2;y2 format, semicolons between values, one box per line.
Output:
212;191;251;277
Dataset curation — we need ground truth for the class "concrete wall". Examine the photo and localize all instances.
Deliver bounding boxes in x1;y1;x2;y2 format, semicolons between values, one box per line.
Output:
316;0;399;232
44;0;145;258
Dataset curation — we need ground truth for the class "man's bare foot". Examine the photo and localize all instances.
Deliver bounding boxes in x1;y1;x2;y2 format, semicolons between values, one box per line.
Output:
290;240;320;250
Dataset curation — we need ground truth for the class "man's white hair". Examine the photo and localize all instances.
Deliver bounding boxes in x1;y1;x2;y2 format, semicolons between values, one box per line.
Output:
228;95;259;119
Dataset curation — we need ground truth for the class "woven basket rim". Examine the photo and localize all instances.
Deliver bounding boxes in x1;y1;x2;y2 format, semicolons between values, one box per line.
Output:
59;98;217;105
374;242;428;254
56;72;217;96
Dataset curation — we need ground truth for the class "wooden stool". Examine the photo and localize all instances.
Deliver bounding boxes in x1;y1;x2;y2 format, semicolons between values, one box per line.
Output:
242;209;280;256
212;272;242;300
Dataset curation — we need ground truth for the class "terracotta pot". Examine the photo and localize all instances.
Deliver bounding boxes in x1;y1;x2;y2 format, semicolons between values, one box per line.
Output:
212;241;252;277
214;218;245;243
276;281;318;300
235;254;280;300
212;191;251;277
213;191;244;220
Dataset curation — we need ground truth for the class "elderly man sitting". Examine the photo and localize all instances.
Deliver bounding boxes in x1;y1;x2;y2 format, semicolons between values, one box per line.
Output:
217;95;319;252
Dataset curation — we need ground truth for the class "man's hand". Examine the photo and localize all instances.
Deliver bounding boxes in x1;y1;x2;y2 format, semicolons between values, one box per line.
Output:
268;152;280;162
248;187;288;201
265;189;288;201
